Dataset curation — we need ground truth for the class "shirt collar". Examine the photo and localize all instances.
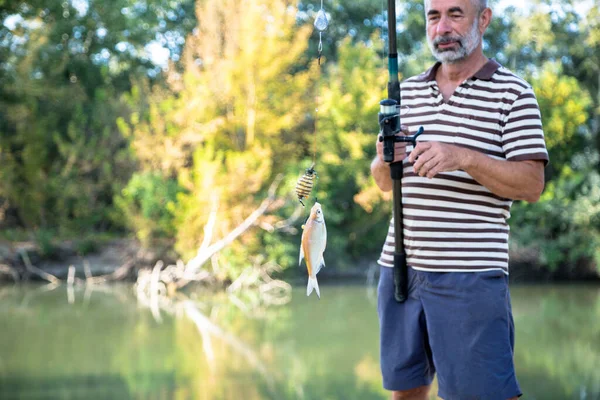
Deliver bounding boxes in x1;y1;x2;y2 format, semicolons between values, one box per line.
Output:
474;59;501;80
415;58;501;82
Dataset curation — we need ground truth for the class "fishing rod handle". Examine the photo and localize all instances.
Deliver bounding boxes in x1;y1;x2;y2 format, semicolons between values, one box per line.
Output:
393;252;408;303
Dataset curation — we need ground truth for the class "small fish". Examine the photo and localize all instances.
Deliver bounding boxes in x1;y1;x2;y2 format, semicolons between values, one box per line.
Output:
299;202;327;298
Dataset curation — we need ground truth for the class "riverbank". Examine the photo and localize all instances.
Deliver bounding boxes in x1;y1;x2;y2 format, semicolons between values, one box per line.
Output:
0;237;599;284
0;238;176;282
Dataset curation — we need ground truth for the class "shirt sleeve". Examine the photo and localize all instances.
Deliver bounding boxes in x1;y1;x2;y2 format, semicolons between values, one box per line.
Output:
501;87;549;165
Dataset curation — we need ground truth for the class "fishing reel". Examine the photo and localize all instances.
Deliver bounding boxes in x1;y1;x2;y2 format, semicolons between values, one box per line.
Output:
378;99;423;164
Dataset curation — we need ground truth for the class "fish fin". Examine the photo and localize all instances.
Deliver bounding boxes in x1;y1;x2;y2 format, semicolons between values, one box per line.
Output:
306;276;320;299
299;245;304;266
314;258;325;275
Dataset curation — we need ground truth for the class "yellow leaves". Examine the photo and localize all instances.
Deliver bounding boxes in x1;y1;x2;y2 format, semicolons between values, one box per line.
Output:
329;93;355;128
339;131;371;160
223;145;273;195
510;10;554;53
174;0;313;159
532;62;592;151
125;0;316;263
174;142;274;259
185;143;273;199
322;151;342;166
116;117;131;138
354;184;391;214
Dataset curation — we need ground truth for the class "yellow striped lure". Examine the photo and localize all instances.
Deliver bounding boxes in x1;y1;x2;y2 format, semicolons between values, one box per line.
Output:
295;165;317;207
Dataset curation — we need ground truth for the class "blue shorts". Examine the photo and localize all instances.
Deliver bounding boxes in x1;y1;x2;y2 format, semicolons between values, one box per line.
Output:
377;266;522;400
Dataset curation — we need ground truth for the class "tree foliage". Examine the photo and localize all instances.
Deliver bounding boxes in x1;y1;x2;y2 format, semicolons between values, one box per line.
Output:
0;0;196;230
530;62;592;175
120;0;314;275
313;36;390;265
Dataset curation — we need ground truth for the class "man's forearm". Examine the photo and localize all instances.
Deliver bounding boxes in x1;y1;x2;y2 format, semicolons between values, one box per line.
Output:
462;149;545;203
374;142;545;201
371;157;393;192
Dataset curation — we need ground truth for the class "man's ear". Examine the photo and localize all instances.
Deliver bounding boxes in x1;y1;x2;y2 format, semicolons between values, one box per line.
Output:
479;8;492;33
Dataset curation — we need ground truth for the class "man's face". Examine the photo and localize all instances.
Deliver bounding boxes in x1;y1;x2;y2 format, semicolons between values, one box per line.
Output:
425;0;483;64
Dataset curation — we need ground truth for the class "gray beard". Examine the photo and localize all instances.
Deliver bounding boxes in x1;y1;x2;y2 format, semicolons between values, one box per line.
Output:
427;19;481;64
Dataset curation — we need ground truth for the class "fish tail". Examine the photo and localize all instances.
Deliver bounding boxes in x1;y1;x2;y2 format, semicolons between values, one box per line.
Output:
306;276;320;299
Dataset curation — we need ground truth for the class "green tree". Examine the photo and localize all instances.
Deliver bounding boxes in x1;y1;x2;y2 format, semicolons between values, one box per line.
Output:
531;62;592;176
310;36;389;265
123;0;314;276
510;61;595;275
0;0;195;231
501;1;598;161
578;5;600;150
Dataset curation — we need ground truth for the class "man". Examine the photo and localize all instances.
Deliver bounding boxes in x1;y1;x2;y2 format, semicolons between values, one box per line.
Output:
371;0;548;399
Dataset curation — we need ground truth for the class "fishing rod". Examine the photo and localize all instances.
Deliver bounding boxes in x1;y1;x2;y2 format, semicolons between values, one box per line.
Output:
378;0;423;303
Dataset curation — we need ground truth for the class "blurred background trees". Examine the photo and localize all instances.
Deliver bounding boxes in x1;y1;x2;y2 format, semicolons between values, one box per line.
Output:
0;0;196;233
1;0;599;280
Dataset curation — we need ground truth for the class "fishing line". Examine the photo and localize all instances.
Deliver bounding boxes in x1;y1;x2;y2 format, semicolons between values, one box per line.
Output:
295;2;329;207
313;1;328;169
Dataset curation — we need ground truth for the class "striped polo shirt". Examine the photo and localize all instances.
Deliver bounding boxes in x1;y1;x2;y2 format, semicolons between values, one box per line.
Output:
377;59;548;274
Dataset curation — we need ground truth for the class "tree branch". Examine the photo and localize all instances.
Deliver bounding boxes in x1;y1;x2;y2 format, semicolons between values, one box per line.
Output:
184;174;283;277
19;250;61;284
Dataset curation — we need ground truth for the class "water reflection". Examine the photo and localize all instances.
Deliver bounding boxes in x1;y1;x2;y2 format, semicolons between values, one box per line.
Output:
511;285;600;400
0;283;598;399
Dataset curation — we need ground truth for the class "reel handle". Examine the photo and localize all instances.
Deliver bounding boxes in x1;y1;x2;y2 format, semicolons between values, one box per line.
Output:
379;126;424;145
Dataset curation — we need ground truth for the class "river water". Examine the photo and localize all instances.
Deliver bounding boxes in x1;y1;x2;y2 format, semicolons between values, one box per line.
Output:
0;282;598;399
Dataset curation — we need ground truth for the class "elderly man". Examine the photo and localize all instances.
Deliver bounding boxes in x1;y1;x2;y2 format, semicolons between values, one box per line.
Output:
371;0;548;399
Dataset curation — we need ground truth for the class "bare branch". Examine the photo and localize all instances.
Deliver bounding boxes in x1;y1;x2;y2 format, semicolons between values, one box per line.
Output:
84;260;93;281
183;300;274;384
19;250;61;284
85;259;135;285
259;203;303;234
134;174;291;309
184;174;283;278
199;193;219;254
67;266;76;286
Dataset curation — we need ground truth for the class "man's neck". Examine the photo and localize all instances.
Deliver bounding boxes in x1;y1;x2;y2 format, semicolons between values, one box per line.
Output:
436;51;488;85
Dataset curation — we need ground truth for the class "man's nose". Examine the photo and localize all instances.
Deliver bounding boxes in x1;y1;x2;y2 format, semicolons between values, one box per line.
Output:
436;16;452;35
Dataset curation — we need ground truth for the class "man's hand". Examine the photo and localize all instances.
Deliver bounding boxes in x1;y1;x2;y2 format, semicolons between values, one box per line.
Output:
408;141;467;179
372;125;410;192
376;125;410;163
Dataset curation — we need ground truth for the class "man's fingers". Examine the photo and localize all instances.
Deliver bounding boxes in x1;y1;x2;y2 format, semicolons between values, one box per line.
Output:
416;152;443;176
417;158;433;177
412;149;435;171
409;142;431;163
389;142;407;162
426;161;442;178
